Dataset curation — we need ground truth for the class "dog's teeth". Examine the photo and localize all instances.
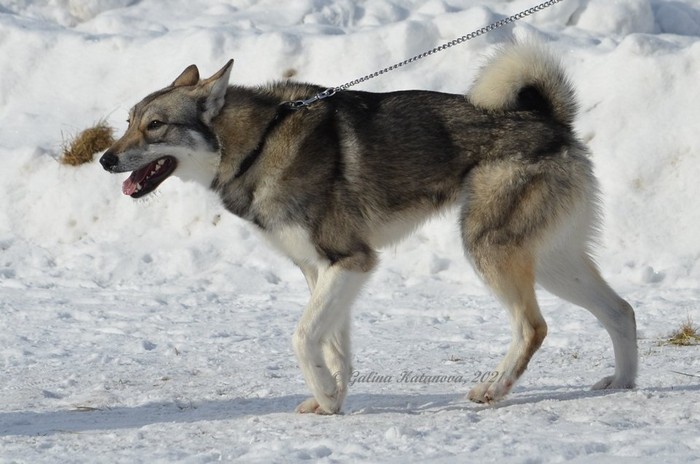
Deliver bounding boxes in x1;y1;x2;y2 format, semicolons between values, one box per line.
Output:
157;159;165;166
154;163;161;171
136;183;142;191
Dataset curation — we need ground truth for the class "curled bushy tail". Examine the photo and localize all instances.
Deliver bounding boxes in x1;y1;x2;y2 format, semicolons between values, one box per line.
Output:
469;42;577;127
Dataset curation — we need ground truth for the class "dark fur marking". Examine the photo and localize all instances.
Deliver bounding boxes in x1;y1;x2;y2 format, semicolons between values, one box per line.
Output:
219;186;256;221
234;103;295;179
169;121;220;152
320;247;351;265
516;85;553;117
251;214;266;230
531;127;570;159
317;241;376;272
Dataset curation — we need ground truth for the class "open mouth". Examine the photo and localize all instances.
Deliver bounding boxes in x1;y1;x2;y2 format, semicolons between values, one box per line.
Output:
122;156;177;198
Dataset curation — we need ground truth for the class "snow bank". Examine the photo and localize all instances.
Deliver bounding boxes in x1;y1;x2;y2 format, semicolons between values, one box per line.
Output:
1;0;698;289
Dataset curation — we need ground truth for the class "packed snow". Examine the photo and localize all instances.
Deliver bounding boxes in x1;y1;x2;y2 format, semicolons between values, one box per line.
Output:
1;0;699;462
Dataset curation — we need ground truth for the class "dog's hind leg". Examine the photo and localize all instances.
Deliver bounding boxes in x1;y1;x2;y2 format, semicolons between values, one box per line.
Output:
466;247;548;403
536;249;637;390
293;262;371;414
460;162;556;403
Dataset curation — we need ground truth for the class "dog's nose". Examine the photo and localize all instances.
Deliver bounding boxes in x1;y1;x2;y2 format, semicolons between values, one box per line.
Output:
99;151;119;172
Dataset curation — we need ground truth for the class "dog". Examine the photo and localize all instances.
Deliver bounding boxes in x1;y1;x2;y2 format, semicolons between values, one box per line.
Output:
99;42;638;414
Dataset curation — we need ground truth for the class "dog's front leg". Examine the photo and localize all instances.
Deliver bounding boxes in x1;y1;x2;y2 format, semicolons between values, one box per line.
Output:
292;264;369;414
298;263;319;293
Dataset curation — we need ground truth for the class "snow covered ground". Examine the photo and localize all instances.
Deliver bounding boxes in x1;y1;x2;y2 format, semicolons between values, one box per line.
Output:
1;0;699;462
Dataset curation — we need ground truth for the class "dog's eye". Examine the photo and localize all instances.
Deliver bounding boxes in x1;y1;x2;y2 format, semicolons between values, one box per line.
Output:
147;120;165;131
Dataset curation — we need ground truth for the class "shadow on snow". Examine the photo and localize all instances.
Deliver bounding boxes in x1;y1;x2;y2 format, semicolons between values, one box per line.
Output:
2;384;699;436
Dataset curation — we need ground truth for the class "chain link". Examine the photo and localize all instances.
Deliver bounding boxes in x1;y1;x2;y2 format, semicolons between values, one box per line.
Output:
287;0;565;109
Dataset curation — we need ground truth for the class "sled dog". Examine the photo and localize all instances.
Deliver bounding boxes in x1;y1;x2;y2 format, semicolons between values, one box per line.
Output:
100;42;638;414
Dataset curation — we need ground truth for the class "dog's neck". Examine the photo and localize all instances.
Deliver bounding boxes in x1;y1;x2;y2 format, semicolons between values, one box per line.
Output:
210;86;282;184
236;103;297;179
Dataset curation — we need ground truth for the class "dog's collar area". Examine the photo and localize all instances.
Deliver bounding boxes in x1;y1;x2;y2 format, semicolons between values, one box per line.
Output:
283;87;337;110
233;103;296;179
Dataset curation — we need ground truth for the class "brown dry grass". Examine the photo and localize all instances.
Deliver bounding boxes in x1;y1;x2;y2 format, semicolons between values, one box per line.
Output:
61;121;115;166
667;317;700;346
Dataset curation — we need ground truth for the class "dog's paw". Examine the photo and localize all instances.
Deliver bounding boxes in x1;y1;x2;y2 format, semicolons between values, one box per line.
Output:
468;379;513;404
295;397;340;415
591;375;635;391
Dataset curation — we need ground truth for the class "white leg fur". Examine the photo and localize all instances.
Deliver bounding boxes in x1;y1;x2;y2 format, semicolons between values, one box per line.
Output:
537;250;638;389
292;265;369;414
321;315;352;403
298;264;319;293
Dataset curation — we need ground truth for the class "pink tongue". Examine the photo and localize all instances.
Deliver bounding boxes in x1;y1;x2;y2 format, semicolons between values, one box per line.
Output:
122;164;152;196
122;177;138;196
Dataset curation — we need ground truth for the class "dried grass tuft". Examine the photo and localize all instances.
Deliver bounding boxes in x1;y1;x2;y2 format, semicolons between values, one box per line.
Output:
61;121;115;166
667;317;700;346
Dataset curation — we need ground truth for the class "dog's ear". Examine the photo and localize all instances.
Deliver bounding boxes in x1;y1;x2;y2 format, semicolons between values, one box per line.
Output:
197;59;234;125
172;64;200;87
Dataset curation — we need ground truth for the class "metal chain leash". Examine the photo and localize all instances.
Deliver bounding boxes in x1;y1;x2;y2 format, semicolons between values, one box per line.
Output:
287;0;566;109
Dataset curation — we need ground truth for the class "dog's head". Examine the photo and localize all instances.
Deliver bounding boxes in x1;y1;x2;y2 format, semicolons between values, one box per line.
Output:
99;60;233;198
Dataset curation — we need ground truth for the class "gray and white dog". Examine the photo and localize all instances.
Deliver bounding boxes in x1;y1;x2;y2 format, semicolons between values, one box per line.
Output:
100;42;637;414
